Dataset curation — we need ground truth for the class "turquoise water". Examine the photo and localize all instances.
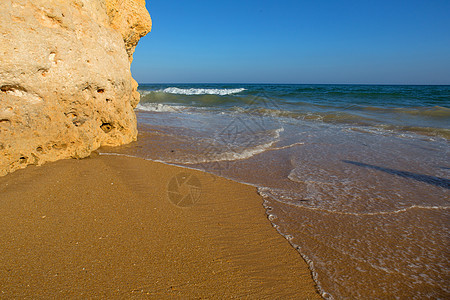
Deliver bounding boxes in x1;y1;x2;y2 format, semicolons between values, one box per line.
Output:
102;84;450;299
138;84;450;139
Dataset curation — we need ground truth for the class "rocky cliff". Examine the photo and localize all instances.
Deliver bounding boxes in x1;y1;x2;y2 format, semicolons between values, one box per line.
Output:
0;0;151;176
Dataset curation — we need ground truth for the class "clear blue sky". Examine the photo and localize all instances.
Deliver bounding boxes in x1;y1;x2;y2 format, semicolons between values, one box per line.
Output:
131;0;450;84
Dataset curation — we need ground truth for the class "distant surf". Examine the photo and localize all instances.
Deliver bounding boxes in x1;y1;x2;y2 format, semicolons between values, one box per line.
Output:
159;87;246;95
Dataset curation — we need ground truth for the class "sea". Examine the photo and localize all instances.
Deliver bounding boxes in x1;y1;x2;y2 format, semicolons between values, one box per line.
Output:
100;84;449;299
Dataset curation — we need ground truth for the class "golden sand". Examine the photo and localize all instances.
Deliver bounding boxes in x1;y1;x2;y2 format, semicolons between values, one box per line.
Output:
0;154;320;298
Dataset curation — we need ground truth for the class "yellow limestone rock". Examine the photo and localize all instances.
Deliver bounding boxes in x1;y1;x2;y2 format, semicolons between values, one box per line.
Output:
0;0;151;176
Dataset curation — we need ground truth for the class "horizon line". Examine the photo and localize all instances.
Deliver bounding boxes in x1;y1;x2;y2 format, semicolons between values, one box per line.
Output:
137;82;450;86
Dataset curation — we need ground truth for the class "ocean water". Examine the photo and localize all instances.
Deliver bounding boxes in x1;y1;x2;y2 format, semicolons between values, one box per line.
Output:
101;84;450;299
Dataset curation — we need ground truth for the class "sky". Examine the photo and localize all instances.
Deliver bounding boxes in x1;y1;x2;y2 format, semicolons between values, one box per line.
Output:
131;0;450;84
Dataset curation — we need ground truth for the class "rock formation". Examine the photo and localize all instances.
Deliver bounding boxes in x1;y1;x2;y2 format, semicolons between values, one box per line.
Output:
0;0;151;176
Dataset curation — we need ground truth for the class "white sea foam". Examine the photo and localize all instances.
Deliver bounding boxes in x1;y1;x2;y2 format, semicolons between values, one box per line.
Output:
261;197;332;299
136;103;183;112
179;127;284;164
258;187;450;216
181;141;276;164
160;87;246;96
102;128;283;165
138;90;153;97
270;142;305;151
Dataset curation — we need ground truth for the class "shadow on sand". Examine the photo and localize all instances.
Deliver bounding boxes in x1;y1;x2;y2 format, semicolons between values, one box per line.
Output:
342;160;450;189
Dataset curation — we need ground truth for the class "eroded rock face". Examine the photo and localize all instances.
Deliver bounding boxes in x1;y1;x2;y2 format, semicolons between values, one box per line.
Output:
0;0;151;176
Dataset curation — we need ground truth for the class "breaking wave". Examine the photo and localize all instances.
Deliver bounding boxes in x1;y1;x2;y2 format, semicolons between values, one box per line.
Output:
136;103;186;112
160;87;246;96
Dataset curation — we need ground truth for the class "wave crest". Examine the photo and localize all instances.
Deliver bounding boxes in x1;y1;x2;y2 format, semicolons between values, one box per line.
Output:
160;87;246;96
136;103;183;112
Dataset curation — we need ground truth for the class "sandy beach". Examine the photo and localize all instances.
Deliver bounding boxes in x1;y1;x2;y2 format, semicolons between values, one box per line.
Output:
0;154;320;298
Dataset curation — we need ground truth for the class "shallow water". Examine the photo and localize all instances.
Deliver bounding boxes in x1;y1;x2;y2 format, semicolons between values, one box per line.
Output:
101;84;450;298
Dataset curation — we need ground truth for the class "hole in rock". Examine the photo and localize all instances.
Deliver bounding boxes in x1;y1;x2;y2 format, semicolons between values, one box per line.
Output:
65;111;77;118
100;123;114;133
1;85;15;93
52;143;67;149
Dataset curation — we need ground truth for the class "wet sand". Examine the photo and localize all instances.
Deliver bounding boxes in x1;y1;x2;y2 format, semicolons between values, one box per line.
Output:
0;154;320;298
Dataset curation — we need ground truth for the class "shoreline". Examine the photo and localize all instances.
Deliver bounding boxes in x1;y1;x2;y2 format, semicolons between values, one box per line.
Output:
0;154;321;298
